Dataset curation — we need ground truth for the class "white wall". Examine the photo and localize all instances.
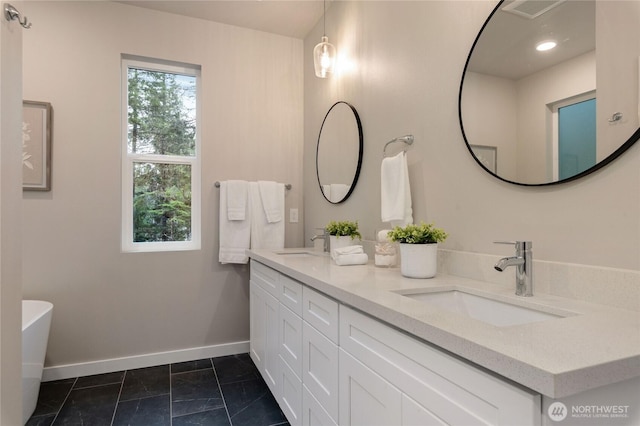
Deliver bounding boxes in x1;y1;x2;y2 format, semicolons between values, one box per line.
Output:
0;9;23;424
21;1;303;368
596;0;640;158
304;1;640;271
516;51;596;182
461;71;517;179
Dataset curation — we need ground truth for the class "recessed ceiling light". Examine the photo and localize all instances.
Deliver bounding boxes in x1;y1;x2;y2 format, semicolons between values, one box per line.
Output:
536;41;557;52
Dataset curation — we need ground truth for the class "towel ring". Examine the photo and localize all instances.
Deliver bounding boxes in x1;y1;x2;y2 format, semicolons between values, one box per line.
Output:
383;135;414;157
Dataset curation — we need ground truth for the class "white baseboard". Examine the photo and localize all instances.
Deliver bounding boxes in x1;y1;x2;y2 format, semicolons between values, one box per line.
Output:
42;340;249;382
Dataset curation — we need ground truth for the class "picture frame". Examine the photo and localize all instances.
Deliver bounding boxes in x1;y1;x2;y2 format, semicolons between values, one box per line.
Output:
22;100;52;191
470;144;497;174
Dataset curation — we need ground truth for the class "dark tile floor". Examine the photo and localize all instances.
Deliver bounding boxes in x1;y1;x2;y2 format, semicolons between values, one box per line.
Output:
27;353;290;426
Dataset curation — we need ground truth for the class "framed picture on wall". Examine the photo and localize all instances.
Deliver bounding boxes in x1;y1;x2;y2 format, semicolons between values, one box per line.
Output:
22;100;52;191
470;145;497;174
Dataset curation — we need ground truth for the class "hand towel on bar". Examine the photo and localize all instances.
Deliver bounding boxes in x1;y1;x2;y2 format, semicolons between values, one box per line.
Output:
250;182;285;250
219;181;251;264
334;253;369;266
329;184;350;203
381;151;413;227
258;181;283;223
332;245;364;259
227;180;248;221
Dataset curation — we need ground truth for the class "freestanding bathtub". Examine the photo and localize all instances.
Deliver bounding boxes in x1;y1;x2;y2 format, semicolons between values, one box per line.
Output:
22;300;53;424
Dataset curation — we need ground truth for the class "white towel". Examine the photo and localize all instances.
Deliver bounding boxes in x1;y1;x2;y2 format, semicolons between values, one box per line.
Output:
250;182;285;250
329;184;350;203
381;151;413;227
332;245;364;259
334;253;369;266
219;181;251;264
227;180;248;221
258;181;283;223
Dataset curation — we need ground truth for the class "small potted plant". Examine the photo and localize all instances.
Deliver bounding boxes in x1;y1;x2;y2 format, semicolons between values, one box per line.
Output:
326;220;361;257
387;222;448;278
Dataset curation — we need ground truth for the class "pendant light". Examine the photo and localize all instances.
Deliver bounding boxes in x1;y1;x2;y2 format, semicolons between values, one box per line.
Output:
313;0;336;78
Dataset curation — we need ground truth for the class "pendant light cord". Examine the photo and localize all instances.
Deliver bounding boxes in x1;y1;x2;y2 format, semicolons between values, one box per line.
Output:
323;0;326;37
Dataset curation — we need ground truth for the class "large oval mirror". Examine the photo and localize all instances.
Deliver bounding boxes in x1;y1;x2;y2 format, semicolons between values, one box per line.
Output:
459;0;640;186
316;101;364;203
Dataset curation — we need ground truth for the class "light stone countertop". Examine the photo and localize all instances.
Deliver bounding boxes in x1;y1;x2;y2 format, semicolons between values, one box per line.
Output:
248;248;640;399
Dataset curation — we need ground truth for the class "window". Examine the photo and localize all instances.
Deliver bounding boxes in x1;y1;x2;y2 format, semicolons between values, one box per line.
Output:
121;56;201;252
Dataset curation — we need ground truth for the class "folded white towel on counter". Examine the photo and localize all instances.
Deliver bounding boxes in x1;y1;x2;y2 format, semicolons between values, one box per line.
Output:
333;245;364;257
334;253;369;266
258;180;283;223
219;181;251;264
250;182;285;250
226;180;248;221
381;151;413;227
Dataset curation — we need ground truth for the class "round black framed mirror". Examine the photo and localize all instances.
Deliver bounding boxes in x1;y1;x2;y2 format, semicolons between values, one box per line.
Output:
316;101;364;203
459;0;640;186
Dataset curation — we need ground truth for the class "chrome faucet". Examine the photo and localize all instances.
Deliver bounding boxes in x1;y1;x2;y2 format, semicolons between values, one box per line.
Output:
311;229;329;252
494;241;533;297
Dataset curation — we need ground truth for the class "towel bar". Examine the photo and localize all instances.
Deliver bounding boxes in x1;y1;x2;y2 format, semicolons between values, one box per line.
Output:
215;181;292;190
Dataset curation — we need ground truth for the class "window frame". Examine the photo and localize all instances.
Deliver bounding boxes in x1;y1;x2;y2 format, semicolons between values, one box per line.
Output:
121;56;201;253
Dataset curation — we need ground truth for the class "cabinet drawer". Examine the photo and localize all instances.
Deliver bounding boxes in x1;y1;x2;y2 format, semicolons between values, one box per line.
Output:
303;322;339;422
339;306;541;426
279;356;302;426
303;287;339;344
279;303;303;378
250;259;280;298
280;274;303;316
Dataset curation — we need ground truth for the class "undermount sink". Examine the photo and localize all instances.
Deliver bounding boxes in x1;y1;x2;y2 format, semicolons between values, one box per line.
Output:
275;251;323;257
396;289;571;327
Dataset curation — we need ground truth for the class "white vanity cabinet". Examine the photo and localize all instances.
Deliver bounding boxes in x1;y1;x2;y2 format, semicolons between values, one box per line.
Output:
250;259;542;426
339;306;541;426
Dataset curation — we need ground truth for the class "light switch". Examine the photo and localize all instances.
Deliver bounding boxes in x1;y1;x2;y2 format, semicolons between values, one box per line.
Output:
289;208;299;223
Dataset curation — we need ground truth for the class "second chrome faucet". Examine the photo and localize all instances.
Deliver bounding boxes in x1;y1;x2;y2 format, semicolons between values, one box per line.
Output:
494;241;533;297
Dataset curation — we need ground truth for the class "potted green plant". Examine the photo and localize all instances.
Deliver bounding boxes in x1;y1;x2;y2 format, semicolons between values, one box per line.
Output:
326;220;361;258
387;222;448;278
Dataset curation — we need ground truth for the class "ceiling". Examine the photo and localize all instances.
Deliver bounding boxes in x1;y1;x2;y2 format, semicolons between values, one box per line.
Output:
118;0;326;39
468;0;595;80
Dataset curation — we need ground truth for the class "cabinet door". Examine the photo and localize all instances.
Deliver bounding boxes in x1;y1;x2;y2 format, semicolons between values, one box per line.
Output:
401;394;447;426
339;349;402;426
264;287;280;397
303;322;339;422
303;385;337;426
250;281;280;398
279;303;303;378
249;281;265;370
279;356;303;426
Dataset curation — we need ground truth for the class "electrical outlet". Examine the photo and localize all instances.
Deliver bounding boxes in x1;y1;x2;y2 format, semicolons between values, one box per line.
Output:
289;208;299;223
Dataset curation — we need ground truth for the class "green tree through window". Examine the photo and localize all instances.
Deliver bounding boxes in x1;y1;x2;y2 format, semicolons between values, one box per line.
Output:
122;58;200;250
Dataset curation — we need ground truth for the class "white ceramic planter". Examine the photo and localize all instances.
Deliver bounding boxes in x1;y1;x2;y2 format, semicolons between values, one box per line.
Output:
399;243;438;278
329;235;359;259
